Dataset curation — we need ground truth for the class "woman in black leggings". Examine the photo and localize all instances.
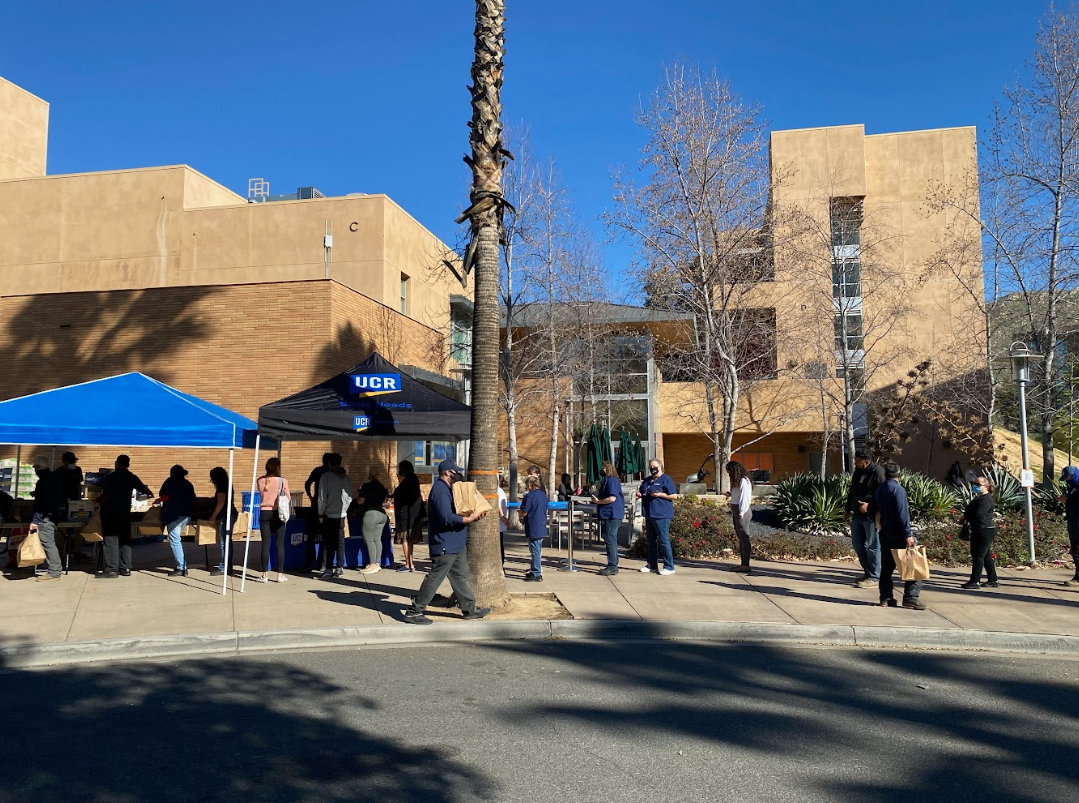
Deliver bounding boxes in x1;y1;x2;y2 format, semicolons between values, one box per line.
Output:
960;474;998;589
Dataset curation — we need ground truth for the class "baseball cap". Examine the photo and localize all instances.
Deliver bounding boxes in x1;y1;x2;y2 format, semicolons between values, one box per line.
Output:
170;464;188;476
61;451;78;464
437;458;463;475
1062;466;1078;483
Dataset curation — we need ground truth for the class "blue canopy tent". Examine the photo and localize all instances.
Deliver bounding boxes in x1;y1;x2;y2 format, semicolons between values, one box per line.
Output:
0;372;265;595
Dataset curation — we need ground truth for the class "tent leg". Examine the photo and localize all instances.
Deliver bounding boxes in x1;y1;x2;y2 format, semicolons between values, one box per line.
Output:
240;436;261;593
223;448;234;596
13;446;20;497
49;446;56;470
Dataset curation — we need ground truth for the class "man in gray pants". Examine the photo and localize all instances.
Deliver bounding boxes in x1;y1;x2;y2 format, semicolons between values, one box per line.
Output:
29;455;65;582
404;459;490;625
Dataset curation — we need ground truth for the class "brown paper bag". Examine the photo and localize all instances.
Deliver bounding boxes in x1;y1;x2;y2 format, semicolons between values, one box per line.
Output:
196;520;219;546
471;485;492;516
231;512;258;541
17;529;46;567
80;508;104;542
452;481;479;516
893;545;931;581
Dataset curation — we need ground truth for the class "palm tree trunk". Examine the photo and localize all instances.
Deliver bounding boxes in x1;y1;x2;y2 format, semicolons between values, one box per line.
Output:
463;0;510;609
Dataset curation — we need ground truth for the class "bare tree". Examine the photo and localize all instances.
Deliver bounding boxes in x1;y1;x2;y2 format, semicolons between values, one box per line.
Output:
607;64;779;489
928;3;1079;483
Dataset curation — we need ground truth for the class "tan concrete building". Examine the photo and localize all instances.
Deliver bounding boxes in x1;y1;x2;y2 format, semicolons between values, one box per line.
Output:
504;124;984;487
0;75;470;494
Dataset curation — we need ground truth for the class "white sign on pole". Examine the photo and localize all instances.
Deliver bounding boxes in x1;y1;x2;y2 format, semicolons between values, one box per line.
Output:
1020;469;1035;488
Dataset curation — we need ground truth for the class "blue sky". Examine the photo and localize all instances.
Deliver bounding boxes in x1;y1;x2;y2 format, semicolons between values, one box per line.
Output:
1;0;1045;272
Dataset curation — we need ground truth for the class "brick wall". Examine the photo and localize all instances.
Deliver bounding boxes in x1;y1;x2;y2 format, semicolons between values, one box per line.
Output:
0;279;447;502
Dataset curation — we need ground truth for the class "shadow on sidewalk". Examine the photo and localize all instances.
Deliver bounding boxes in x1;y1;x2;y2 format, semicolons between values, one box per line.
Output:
0;640;494;802
700;579;880;607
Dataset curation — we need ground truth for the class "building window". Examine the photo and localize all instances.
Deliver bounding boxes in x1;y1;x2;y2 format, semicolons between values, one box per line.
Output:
831;258;861;300
830;198;863;248
736;452;773;482
834;313;863;352
450;307;472;368
398;440;456;472
736;308;778;380
400;274;409;315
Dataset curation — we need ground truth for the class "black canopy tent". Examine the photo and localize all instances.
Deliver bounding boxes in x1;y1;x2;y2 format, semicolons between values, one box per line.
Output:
257;352;471;442
238;353;472;589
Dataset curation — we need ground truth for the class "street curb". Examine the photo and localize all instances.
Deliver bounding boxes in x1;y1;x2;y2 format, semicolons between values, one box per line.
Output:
4;620;1079;669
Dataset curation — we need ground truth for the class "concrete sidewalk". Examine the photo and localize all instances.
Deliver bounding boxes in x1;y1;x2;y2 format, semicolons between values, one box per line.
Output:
2;533;1077;657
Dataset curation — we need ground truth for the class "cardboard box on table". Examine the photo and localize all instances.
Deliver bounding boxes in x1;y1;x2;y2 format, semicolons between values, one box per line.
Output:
194;514;256;545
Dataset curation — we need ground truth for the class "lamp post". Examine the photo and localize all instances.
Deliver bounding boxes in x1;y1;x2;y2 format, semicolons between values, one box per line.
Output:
1009;342;1040;564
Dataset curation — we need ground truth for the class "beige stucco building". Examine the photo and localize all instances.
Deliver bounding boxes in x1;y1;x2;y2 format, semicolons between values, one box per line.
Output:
0;75;471;493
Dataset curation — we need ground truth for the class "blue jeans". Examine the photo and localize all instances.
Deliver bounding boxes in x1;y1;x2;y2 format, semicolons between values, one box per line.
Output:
645;517;674;571
851;516;880;580
166;515;190;570
218;519;236;572
601;517;620;569
528;537;543;576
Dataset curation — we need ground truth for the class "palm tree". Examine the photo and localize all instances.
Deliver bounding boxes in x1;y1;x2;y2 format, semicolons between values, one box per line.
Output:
458;0;510;608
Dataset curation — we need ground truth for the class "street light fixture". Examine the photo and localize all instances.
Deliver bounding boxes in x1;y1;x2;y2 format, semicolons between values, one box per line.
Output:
1009;341;1040;564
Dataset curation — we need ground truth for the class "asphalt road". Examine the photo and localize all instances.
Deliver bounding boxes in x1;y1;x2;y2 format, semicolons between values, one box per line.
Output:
2;641;1078;803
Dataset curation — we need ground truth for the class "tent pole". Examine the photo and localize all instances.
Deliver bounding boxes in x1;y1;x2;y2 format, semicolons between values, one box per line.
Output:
240;435;262;593
13;446;21;497
223;448;234;596
49;446;56;470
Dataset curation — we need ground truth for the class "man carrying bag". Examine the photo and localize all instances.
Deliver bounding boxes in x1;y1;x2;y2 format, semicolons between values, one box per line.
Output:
28;455;65;581
870;461;926;611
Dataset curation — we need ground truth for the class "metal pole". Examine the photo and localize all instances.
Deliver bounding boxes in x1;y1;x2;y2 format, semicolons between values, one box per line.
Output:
223;448;234;595
559;499;579;572
1017;378;1037;564
13;445;20;497
240;435;262;592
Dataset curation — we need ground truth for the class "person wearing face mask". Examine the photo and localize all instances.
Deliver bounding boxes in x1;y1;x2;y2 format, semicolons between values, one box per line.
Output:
404;459;490;624
29;455;65;582
636;459;677;575
959;475;998;589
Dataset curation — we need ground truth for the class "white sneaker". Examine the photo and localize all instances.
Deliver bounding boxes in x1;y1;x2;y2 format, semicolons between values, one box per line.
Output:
359;565;381;575
639;566;654;573
658;568;676;576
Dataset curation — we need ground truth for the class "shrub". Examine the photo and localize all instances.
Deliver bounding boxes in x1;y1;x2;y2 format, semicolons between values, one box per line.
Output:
626;494;738;560
1035;476;1066;516
917;510;1071;568
771;473;850;535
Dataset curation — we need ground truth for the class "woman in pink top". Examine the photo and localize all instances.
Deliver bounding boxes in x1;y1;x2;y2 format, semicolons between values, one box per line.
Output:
255;457;292;583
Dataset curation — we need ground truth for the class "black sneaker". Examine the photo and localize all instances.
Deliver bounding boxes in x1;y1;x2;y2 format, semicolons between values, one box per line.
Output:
209;568;224;577
98;572;119;579
463;607;491;620
598;567;619;576
879;598;897;607
119;569;132;577
902;599;927;611
523;574;543;582
404;610;432;625
430;593;458;608
168;568;188;578
985;581;1001;588
960;581;981;589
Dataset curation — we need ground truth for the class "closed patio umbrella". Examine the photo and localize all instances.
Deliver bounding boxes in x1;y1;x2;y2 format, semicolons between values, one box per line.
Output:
616;429;632;475
585;422;603;485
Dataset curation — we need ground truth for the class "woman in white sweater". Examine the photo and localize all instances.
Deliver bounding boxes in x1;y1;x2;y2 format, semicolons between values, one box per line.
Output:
726;461;753;574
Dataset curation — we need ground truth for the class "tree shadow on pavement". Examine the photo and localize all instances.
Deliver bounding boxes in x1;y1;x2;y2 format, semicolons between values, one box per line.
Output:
0;651;494;803
483;639;1079;802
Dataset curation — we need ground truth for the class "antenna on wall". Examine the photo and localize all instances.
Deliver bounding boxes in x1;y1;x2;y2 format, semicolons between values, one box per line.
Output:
248;178;270;203
324;220;333;279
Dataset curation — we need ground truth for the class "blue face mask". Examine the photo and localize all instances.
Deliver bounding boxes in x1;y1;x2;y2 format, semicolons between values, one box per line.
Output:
970;484;981;494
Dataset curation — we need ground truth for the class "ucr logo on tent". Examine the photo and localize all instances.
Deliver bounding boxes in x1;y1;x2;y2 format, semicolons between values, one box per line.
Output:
350;373;401;396
354;415;371;432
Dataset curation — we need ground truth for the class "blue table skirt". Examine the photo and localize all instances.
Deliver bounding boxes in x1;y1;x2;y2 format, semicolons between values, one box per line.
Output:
267;516;394;570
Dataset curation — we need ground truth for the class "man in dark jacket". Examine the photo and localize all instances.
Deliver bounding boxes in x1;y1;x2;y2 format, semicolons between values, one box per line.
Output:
1059;466;1079;586
404;459;490;625
845;448;886;588
871;461;925;610
29;455;66;581
99;455;152;578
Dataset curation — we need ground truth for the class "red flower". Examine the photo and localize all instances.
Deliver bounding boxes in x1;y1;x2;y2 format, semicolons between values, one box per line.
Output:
946;534;951;541
991;552;998;559
693;520;701;529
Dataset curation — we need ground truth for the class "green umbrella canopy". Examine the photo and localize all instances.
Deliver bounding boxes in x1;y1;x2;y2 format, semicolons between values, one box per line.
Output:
616;429;632;474
631;432;645;474
601;424;613;464
585;421;603;485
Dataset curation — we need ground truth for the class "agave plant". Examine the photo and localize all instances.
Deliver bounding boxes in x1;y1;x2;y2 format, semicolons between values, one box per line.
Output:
982;466;1026;512
771;473;851;534
1035;476;1066;515
899;471;958;521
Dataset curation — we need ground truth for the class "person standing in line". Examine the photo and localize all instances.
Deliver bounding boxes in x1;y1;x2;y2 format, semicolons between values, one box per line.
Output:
520;474;548;582
58;451;83;501
404;459;490;625
636;459;677;575
845;448;886;588
871;461;925;610
591;461;624;576
317;454;352;581
960;475;999;590
208;466;239;577
1058;466;1079;587
255;458;292;583
726;461;753;574
158;464;195;578
99;455;153;579
497;474;509;570
303;453;333;573
392;460;424;573
28;455;65;582
526;464;546;493
356;466;390;575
